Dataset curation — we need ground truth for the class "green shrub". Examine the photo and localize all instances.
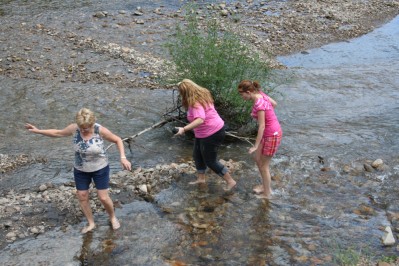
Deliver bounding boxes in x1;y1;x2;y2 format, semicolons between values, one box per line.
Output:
163;4;274;129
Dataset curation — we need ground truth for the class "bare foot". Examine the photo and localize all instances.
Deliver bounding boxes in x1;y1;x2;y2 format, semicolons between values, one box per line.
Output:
255;193;273;200
189;179;206;185
110;218;120;230
223;181;237;191
253;185;264;194
81;224;96;234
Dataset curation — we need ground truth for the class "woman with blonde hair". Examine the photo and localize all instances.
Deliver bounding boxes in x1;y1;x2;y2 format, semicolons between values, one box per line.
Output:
175;79;236;190
25;108;131;233
237;80;282;199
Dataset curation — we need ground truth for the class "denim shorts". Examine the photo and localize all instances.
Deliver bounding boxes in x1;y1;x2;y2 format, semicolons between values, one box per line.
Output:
74;165;110;190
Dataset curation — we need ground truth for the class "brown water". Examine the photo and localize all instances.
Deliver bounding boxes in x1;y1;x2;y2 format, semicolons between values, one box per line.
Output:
1;1;399;265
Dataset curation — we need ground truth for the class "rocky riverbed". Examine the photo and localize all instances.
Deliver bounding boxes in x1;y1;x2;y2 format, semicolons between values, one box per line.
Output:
1;159;242;247
1;0;399;262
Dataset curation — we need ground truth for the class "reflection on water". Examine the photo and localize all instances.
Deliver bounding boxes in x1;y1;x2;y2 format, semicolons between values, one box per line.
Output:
1;0;399;264
278;15;399;68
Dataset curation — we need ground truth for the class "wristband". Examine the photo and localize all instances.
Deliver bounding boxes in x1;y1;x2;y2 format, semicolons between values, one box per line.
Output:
120;156;126;159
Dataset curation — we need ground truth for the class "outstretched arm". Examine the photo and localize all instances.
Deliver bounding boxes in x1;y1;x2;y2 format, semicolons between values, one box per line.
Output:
25;123;77;137
100;126;132;171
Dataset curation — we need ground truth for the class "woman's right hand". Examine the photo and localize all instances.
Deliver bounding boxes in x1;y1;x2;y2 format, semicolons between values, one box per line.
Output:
120;158;132;171
25;123;38;133
174;127;185;136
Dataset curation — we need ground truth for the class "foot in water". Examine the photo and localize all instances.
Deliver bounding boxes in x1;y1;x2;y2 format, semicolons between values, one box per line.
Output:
110;218;120;230
81;224;96;234
253;185;264;194
223;181;237;191
255;192;273;200
189;179;206;185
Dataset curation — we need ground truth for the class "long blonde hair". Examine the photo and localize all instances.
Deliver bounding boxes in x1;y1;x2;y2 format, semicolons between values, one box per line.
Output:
178;79;214;109
75;108;96;127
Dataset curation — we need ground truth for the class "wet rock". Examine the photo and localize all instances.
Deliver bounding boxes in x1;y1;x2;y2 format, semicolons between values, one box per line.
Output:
6;231;16;240
220;10;229;17
93;11;107;18
154;8;163;15
30;227;40;234
372;158;384;168
138;184;148;193
382;226;395;246
364;163;374;172
0;154;47;173
0;198;8;205
192;223;208;229
133;11;144;16
3;220;12;229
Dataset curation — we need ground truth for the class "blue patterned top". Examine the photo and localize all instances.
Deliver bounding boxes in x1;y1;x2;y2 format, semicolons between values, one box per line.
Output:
73;123;108;172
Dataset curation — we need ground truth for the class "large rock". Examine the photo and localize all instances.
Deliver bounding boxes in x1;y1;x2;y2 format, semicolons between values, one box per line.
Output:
382;226;395;246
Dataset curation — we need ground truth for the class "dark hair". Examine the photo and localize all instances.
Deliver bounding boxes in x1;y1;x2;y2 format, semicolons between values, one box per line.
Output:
237;80;261;93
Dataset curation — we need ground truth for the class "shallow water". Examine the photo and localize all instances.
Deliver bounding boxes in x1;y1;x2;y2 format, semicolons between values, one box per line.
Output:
1;1;399;265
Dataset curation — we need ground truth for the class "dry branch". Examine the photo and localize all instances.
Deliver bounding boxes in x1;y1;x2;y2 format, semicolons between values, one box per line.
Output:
105;116;177;151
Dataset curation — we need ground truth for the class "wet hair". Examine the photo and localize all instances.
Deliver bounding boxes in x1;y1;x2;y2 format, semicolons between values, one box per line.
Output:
178;79;214;109
237;80;261;93
75;108;96;127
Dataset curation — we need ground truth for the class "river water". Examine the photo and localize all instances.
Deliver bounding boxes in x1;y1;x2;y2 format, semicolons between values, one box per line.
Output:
1;1;398;265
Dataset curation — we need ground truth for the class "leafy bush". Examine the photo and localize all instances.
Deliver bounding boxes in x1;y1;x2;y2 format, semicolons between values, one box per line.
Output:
163;5;274;130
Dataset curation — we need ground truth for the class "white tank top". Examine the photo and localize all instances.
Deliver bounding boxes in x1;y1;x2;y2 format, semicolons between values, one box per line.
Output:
73;123;108;172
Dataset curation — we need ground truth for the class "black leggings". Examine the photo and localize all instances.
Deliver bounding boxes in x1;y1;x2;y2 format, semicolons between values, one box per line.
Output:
193;127;228;177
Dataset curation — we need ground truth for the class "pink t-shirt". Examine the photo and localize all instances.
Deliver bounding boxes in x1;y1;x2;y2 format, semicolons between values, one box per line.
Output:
187;103;224;138
251;91;282;137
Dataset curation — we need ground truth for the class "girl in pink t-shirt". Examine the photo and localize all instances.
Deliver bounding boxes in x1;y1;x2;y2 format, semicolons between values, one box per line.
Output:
238;80;282;199
174;79;236;190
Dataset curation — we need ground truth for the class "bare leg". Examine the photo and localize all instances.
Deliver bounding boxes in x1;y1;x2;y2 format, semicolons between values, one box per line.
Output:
76;190;96;233
189;173;207;185
97;189;120;230
253;148;273;199
222;172;237;191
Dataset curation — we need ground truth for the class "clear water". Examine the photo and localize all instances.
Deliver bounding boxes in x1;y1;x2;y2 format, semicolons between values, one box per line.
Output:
1;1;398;265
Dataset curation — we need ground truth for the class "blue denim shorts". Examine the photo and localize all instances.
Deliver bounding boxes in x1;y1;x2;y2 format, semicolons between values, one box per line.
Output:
74;165;110;191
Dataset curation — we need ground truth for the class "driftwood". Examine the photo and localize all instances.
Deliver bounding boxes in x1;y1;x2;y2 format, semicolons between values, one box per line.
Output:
106;116;254;151
225;131;254;146
105;116;176;151
106;91;254;151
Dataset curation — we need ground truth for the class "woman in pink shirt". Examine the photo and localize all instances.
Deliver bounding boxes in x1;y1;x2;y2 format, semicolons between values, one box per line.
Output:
238;80;282;199
175;79;236;190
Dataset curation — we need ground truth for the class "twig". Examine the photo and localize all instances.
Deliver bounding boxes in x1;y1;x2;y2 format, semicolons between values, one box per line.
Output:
225;131;254;146
105;116;176;151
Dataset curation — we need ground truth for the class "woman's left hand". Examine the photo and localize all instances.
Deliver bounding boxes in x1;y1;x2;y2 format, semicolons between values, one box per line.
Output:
249;146;258;154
